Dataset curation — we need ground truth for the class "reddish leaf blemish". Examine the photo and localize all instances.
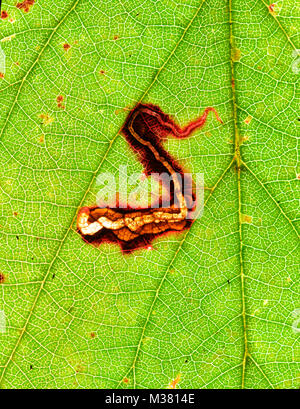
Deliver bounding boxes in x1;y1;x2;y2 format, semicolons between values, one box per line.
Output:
63;43;71;51
90;332;96;338
244;115;252;125
16;0;35;13
1;11;9;19
123;378;129;384
269;3;275;13
0;273;6;284
113;35;119;40
168;373;181;389
0;73;4;79
56;95;65;109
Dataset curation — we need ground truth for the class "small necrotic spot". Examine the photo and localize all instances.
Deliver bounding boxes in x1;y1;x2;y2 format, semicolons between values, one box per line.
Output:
168;374;181;389
90;332;96;338
244;115;252;125
0;73;5;79
113;35;119;40
56;95;65;109
1;11;9;19
16;0;35;13
63;43;71;51
123;377;129;384
269;3;275;13
0;273;6;283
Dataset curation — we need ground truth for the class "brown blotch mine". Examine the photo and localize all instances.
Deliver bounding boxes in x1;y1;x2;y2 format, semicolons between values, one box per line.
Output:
1;11;9;19
16;0;35;13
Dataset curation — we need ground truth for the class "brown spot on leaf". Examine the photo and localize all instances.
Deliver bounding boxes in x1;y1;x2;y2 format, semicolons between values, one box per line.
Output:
13;211;18;217
123;377;129;384
39;113;54;126
90;332;96;338
1;11;9;19
168;373;181;389
63;43;71;51
269;3;275;13
0;73;4;79
0;273;6;283
39;134;45;144
16;0;35;13
231;48;241;62
240;135;249;144
99;70;105;75
75;363;85;373
113;35;119;40
56;95;65;109
244;115;252;125
242;214;253;224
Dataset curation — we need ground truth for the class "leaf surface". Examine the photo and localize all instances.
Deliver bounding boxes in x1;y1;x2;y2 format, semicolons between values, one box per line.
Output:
0;0;299;388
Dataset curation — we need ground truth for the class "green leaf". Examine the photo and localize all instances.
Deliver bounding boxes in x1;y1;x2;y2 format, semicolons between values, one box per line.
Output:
0;0;299;389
